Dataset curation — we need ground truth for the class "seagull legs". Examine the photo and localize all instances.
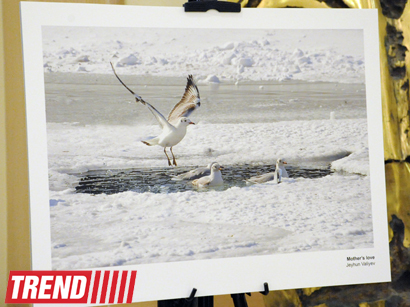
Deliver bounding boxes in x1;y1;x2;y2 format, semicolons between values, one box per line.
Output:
163;147;177;166
170;147;177;166
164;148;172;166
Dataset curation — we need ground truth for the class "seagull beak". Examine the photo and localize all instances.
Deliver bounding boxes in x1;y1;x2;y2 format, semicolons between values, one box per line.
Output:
189;121;195;125
219;166;224;170
283;162;287;164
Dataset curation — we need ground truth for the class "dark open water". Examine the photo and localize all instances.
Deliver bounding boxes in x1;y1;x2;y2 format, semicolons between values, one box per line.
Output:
74;163;335;195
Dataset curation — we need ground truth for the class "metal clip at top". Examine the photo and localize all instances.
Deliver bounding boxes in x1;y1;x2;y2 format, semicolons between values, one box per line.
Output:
183;0;241;13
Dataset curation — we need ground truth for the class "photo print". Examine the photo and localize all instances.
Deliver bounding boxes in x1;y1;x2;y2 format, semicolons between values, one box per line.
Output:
21;3;390;304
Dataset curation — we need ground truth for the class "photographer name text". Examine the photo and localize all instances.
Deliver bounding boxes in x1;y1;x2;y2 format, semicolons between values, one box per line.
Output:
346;255;375;268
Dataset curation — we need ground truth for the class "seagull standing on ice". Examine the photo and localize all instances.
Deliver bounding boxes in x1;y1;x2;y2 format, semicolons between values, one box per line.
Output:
110;62;200;166
246;158;289;184
192;163;224;187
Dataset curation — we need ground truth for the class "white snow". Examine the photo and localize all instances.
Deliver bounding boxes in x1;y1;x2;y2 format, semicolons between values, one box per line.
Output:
42;27;365;84
42;26;374;270
204;75;220;83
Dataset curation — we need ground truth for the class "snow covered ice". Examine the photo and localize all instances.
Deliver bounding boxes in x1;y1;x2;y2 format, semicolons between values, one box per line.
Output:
42;27;374;269
42;27;365;83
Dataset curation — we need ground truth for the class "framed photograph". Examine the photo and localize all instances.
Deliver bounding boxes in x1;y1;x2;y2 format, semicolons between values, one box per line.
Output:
21;2;390;305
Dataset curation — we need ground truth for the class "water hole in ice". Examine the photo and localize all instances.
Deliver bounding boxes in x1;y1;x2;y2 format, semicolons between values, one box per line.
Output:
74;164;332;195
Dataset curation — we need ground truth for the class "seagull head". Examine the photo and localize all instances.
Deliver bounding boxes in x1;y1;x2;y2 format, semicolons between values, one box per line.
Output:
207;162;218;168
211;163;223;172
276;158;287;167
178;117;195;127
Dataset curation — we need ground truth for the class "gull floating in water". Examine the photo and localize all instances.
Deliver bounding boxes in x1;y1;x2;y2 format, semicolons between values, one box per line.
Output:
171;162;216;181
246;158;289;184
110;62;200;166
192;163;224;187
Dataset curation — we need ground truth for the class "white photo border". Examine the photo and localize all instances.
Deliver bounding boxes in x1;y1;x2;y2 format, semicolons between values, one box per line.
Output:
20;2;390;305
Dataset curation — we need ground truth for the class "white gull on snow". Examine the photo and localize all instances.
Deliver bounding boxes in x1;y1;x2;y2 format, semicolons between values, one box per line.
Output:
192;163;224;187
110;62;200;166
246;158;289;184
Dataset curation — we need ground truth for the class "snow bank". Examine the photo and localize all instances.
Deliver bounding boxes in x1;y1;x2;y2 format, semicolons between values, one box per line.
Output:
331;148;370;175
42;27;365;83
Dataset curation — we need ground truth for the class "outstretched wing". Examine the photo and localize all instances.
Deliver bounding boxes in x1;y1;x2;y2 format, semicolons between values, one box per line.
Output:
168;75;201;125
110;62;173;131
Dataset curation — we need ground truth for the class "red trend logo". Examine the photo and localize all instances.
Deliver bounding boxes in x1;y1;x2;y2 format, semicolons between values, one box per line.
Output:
5;270;137;304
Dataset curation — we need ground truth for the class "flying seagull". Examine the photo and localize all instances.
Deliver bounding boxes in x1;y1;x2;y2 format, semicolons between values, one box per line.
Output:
246;158;289;184
192;163;224;187
110;62;201;166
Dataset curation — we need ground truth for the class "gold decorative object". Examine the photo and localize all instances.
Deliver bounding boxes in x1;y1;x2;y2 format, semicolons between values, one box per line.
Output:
242;0;410;306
